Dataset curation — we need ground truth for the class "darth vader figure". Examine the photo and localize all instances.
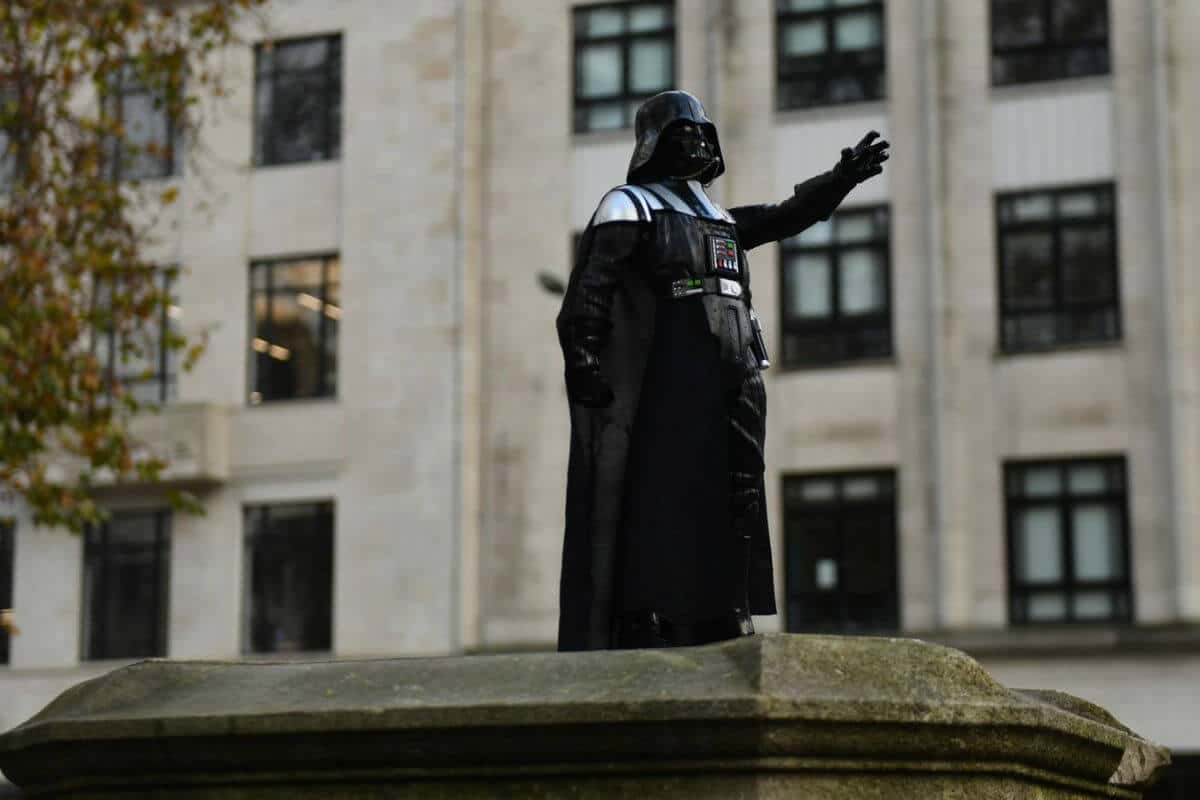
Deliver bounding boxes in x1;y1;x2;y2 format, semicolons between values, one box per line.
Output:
556;90;888;651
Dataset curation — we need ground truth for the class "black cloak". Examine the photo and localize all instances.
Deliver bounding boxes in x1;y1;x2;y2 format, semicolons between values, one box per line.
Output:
557;92;860;652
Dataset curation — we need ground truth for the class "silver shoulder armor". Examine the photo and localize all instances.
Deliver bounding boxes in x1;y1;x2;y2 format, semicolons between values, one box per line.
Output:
591;186;655;225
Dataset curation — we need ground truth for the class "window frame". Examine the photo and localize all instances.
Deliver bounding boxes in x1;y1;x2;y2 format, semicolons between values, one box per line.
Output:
104;63;178;182
782;469;900;634
81;509;171;661
777;204;892;368
0;518;13;665
247;253;340;405
995;182;1121;354
241;500;335;656
990;0;1110;87
253;33;343;167
775;0;887;112
1004;456;1133;626
571;1;676;134
93;269;179;406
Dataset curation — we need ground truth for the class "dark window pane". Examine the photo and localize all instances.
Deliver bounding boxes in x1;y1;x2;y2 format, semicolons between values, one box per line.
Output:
1052;0;1108;39
0;520;13;664
268;70;333;163
244;502;334;653
992;0;1045;47
998;185;1120;351
992;0;1109;85
255;35;341;166
784;470;898;632
1003;231;1055;308
249;255;339;403
82;511;170;660
1061;226;1115;302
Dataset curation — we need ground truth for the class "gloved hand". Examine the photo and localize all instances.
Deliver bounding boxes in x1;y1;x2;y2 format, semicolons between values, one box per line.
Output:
566;360;614;408
832;130;890;185
563;317;615;408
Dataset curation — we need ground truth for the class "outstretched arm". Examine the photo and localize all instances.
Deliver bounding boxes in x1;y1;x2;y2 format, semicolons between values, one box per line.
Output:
730;131;890;251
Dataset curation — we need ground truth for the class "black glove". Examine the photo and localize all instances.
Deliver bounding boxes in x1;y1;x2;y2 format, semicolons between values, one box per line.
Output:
563;317;615;408
832;130;890;185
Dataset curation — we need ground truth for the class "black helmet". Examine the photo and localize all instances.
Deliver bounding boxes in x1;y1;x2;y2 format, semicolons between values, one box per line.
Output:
626;90;725;185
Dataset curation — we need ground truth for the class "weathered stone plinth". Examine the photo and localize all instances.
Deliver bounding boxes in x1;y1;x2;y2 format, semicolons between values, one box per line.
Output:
0;634;1170;798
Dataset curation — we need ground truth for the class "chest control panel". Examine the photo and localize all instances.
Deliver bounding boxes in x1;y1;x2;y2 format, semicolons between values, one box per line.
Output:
709;236;740;277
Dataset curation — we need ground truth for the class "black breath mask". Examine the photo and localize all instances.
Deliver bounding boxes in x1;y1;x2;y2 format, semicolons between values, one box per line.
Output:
655;121;720;182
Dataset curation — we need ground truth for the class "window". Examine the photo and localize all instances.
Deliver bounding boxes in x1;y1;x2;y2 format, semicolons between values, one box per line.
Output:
93;270;180;406
254;34;342;166
997;184;1119;352
1006;457;1132;625
248;255;340;404
573;2;674;133
82;510;171;660
1146;754;1200;800
779;206;890;367
776;0;885;111
783;471;898;632
991;0;1109;86
104;64;177;181
0;78;15;192
0;519;13;665
243;502;333;654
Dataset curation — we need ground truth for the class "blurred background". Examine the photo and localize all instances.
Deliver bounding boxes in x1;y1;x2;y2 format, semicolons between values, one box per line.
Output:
1;0;1198;796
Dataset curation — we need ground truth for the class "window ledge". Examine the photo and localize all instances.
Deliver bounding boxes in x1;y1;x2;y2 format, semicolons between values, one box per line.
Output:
239;650;335;662
990;73;1111;99
246;395;338;409
774;98;888;125
251;157;340;172
915;622;1200;659
994;340;1123;360
775;356;896;374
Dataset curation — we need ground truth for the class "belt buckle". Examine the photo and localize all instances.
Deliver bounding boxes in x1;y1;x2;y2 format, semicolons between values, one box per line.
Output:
671;278;704;299
718;278;742;298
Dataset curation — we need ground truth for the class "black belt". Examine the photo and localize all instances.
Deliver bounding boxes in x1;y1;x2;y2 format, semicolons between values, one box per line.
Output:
668;276;744;300
612;608;754;649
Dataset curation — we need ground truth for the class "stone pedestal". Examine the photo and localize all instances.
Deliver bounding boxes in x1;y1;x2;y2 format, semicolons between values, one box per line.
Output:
0;634;1169;798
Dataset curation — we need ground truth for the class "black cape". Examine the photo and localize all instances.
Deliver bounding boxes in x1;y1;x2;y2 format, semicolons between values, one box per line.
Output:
557;172;856;651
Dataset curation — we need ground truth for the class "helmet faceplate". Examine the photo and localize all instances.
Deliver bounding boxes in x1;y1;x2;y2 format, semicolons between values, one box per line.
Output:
626;90;725;185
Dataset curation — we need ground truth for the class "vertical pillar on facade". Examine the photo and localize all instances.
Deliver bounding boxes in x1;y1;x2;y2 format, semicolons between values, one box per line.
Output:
926;0;998;629
476;0;572;648
886;0;938;632
1109;1;1182;623
1160;0;1200;620
454;0;487;653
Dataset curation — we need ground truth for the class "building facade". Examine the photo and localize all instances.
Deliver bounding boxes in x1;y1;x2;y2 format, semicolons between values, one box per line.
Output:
1;0;1198;794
